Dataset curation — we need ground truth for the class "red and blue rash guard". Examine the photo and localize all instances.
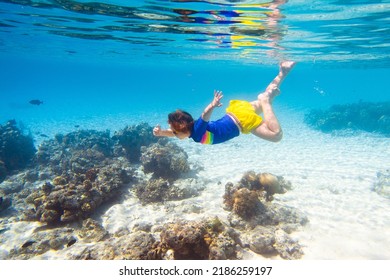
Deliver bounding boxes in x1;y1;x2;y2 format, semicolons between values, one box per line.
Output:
190;115;240;145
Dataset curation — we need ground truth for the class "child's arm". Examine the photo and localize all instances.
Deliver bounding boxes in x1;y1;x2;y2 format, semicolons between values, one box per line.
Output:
201;90;223;122
153;124;175;137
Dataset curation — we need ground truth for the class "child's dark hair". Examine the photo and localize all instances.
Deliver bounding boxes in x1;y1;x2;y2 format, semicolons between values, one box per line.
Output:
168;109;194;134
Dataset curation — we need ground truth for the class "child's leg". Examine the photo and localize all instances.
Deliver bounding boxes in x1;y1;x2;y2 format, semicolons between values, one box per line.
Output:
251;85;283;142
251;61;296;113
251;61;296;142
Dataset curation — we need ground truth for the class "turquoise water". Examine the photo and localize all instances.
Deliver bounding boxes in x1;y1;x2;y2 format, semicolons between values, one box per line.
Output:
1;1;389;132
1;0;390;262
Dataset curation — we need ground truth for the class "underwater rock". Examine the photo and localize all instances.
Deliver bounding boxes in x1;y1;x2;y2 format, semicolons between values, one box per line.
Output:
112;123;158;162
246;226;276;255
225;184;307;231
22;170;39;183
223;171;308;260
6;226;76;260
273;229;304;260
0;160;6;182
224;171;291;210
134;178;198;204
158;220;209;260
153;218;239;260
0;120;36;182
77;218;108;242
24;163;134;225
73;231;156;260
0;180;23;195
140;140;190;180
304;101;390;136
373;170;390;199
35;129;113;175
231;188;262;219
0;193;12;213
245;226;303;259
134;178;170;204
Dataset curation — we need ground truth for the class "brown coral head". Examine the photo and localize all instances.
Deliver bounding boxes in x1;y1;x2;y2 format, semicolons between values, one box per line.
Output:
240;171;261;190
232;188;259;219
52;176;67;186
85;168;98;182
259;173;281;196
160;221;209;260
222;182;235;211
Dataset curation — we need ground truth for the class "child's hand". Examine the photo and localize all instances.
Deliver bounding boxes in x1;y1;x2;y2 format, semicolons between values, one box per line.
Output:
153;124;162;136
211;90;223;108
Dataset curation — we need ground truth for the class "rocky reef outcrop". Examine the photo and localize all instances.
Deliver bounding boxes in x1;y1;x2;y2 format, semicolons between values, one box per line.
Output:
1;121;308;260
134;139;196;204
23;163;133;225
7;226;78;260
304;101;390;136
0;120;36;183
112;123;157;162
152;218;239;260
16;127;142;225
140;140;190;180
373;170;390;199
223;171;308;259
68;217;239;260
134;178;199;205
35;129;114;176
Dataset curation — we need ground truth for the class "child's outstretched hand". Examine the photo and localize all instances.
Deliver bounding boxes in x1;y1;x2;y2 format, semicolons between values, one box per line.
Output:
211;90;223;108
153;124;162;136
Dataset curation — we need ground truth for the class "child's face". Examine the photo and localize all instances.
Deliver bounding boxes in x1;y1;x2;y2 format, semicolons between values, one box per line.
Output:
169;124;191;139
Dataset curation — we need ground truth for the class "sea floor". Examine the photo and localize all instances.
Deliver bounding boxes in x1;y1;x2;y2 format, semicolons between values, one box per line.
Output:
1;107;389;260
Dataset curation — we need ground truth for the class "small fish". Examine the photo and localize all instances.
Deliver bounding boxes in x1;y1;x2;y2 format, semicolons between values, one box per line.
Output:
29;99;43;105
67;239;77;247
40;134;49;138
74;125;80;128
21;240;36;248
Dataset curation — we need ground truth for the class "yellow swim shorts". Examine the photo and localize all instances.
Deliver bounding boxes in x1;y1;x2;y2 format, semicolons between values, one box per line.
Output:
226;100;262;134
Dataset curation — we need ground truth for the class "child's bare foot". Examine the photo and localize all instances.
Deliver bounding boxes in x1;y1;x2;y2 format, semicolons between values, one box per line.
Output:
280;61;296;75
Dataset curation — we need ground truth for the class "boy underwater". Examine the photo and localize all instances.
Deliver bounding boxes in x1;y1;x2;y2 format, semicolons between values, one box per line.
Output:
153;61;296;144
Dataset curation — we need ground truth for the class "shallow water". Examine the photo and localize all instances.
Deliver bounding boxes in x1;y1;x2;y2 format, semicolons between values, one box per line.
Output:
0;0;389;260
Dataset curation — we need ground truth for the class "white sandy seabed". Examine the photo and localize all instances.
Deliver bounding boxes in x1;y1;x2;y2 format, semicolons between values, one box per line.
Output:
1;107;390;260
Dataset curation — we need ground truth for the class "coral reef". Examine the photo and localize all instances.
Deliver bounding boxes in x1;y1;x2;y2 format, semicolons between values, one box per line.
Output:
224;171;291;210
7;226;77;260
0;193;12;213
0;120;36;183
373;170;390;199
112;123;158;162
0;160;6;183
0;120;308;261
140;140;190;180
134;140;197;205
35;129;114;176
223;171;307;259
134;178;197;204
152;218;239;260
304;101;390;136
23;163;133;225
77;218;108;242
73;230;157;260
